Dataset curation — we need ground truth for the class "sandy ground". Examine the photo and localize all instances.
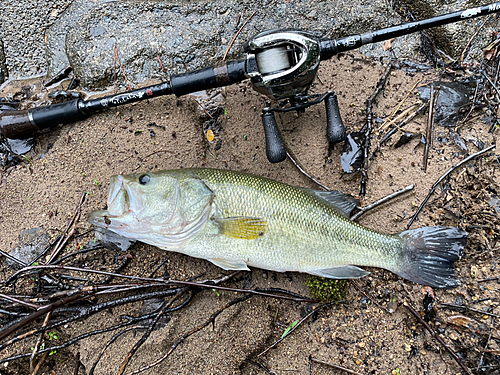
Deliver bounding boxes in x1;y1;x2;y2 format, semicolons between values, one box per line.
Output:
0;54;499;374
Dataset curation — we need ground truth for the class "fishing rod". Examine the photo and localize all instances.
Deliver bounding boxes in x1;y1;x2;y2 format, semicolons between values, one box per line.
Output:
1;2;500;163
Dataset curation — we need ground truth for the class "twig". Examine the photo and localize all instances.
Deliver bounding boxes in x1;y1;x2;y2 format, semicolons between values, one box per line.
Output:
223;11;257;61
351;280;389;314
188;95;213;118
0;249;27;267
157;55;166;73
476;319;495;371
118;291;185;375
0;293;41;310
460;15;492;63
115;44;132;91
89;326;147;375
5;265;316;303
360;63;392;195
423;85;440;173
405;302;473;375
407;144;496;229
351;184;414;221
125;294;253;375
378;102;428;147
286;151;329;190
258;302;335;357
47;192;86;264
310;357;362;375
386;77;423;122
381;103;420;132
0;288;93;342
439;303;500;319
30;311;52;375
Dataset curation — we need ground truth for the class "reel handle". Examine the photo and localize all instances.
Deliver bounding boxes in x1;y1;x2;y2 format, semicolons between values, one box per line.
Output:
261;111;287;163
325;94;346;144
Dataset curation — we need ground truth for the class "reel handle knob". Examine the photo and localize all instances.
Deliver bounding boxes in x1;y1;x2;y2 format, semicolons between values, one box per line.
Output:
325;94;346;144
261;111;287;163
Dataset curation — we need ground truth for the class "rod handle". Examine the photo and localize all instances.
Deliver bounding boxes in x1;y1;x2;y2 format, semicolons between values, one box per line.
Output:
261;111;287;163
325;94;346;144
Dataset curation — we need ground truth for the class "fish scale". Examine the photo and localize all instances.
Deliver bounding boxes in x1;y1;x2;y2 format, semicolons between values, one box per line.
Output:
88;168;467;288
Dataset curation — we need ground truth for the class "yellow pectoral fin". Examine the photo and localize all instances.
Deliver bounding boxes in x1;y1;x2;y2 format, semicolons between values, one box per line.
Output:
216;217;267;240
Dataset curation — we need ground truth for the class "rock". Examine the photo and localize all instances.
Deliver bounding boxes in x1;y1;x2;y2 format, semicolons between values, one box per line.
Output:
45;0;116;82
64;0;420;89
395;0;496;62
6;228;49;268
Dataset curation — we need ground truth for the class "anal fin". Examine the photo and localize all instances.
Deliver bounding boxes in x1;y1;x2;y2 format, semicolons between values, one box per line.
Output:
308;265;369;279
208;258;250;271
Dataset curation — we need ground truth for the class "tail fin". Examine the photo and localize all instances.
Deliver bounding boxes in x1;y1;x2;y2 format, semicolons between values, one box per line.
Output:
394;227;467;288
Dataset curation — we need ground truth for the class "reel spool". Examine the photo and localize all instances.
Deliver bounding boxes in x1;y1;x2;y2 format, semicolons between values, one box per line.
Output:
246;29;321;100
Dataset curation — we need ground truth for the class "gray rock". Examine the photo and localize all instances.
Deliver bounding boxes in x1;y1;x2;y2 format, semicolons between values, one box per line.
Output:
45;0;117;82
396;0;496;62
64;0;420;89
7;228;49;268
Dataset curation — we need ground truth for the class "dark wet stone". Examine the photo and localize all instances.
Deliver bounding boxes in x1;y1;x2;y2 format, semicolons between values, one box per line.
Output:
94;227;136;252
0;39;7;85
7;228;49;269
418;81;471;127
64;0;420;89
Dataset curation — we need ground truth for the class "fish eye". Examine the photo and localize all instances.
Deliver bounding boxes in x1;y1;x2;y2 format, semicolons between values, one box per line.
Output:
138;174;151;185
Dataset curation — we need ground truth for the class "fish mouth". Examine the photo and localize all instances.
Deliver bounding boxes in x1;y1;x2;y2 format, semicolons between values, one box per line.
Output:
87;175;131;228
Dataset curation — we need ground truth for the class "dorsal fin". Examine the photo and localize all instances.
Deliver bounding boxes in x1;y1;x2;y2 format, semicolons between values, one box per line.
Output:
300;188;359;219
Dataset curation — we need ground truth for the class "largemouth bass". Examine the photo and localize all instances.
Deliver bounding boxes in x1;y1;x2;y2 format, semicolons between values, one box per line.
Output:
88;168;467;288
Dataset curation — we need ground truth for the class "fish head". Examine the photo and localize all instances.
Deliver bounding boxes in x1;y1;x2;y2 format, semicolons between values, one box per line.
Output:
88;172;182;236
88;171;214;246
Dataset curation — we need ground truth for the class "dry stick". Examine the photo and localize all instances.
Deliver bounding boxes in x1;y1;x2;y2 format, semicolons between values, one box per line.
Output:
476;319;495;371
91;326;146;375
350;184;414;221
460;15;492;63
223;11;257;61
0;288;186;355
360;63;392;196
407;143;496;229
310;358;362;375
258;302;336;357
115;43;132;91
381;102;420;132
0;289;92;342
188;94;213;118
125;294;253;375
0;293;41;310
386;77;423;123
46;192;86;264
157;55;166;73
118;292;185;375
89;325;148;375
423;85;440;173
286;151;330;191
439;303;500;319
113;45;117;92
5;265;316;303
404;302;473;375
378;102;429;147
30;311;52;375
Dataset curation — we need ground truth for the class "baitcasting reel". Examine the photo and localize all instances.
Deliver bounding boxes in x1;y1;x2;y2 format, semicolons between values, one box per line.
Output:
246;29;345;162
